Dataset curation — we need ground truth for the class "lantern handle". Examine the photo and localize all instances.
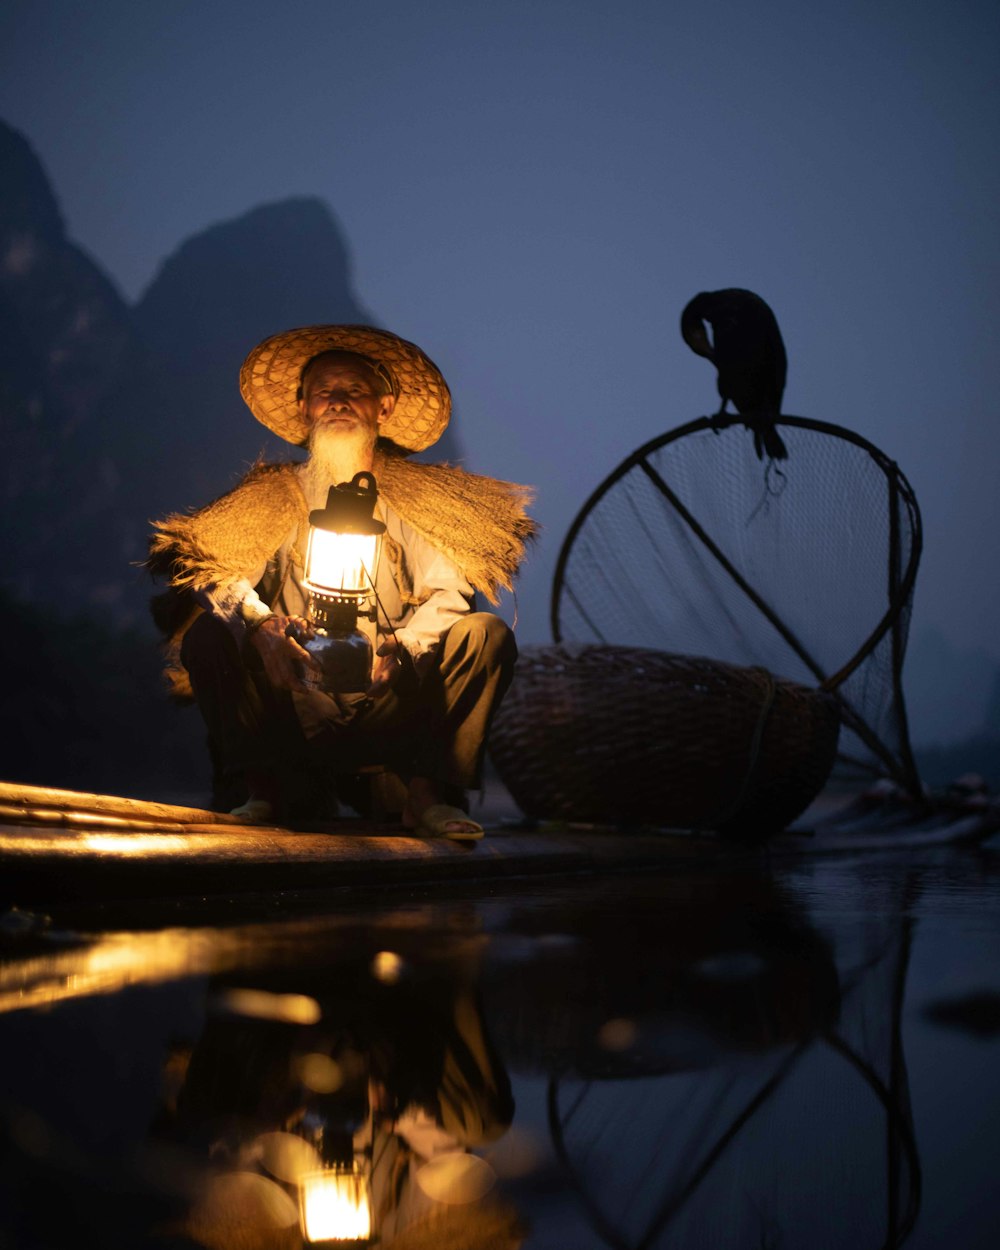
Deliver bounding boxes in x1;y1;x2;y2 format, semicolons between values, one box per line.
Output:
346;471;378;496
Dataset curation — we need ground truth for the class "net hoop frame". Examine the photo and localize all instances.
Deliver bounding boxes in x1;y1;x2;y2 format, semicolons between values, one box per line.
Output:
550;414;924;796
545;1024;922;1250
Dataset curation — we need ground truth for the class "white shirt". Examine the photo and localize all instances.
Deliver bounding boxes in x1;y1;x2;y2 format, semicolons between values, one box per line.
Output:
195;465;475;671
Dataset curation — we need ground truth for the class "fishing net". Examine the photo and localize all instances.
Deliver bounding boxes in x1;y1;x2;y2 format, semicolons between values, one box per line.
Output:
551;415;922;794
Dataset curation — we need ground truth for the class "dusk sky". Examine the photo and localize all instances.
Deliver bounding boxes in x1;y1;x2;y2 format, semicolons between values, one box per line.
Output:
2;0;998;739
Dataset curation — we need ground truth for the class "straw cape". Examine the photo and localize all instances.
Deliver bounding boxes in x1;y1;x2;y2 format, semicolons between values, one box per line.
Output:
148;448;537;698
240;324;451;451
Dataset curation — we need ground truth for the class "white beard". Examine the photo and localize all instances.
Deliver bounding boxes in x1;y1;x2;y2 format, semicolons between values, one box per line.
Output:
303;423;377;497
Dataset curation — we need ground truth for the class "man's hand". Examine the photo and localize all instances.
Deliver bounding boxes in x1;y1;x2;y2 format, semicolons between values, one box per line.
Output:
249;614;319;693
367;636;405;698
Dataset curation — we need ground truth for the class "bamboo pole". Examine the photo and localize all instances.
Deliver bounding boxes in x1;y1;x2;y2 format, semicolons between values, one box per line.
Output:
0;781;245;827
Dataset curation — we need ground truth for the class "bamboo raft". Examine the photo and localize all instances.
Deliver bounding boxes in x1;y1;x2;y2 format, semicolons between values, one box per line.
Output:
1;779;997;911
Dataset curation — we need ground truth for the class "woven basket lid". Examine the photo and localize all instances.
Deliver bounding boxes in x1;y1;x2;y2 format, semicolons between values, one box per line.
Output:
239;324;451;451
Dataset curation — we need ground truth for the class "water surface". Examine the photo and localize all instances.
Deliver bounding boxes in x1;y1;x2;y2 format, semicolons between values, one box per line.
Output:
2;840;998;1249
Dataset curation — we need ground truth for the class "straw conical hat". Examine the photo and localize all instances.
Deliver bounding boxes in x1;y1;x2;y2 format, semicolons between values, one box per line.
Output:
240;324;451;451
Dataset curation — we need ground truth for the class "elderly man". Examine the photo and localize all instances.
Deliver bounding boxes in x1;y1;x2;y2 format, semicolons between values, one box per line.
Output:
149;325;535;840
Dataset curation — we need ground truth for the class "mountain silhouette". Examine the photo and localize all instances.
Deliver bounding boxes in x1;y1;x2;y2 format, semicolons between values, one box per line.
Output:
0;119;132;607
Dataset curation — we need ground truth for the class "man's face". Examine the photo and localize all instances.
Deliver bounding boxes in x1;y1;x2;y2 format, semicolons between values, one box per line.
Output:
298;353;395;441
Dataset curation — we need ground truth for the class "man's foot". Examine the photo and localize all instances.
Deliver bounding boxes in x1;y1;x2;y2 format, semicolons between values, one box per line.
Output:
229;770;281;823
410;803;485;843
229;796;276;823
403;778;484;842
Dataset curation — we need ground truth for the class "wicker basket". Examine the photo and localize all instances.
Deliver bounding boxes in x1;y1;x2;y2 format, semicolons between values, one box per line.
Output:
488;645;839;839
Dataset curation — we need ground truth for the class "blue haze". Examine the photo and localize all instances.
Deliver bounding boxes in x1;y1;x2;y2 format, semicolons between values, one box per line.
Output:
1;0;998;743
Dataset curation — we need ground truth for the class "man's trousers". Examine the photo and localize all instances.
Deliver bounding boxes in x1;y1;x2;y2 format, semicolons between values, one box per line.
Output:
180;611;517;808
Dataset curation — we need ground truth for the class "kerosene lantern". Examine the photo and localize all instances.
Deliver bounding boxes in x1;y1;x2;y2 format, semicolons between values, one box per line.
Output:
300;472;384;694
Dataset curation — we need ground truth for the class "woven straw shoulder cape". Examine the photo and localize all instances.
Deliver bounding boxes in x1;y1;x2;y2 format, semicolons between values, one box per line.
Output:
148;449;537;698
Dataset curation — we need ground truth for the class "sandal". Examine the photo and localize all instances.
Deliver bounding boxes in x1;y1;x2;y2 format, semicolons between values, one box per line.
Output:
230;797;276;823
412;803;485;843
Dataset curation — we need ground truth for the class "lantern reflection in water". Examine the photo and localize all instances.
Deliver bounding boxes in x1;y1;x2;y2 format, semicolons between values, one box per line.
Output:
299;1166;371;1246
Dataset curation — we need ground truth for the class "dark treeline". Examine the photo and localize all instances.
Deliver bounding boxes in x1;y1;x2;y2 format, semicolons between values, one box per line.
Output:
916;730;1000;792
1;589;207;801
915;671;1000;790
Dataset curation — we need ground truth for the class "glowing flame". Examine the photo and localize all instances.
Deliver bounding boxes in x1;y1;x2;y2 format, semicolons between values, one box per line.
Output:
304;530;378;597
300;1168;371;1244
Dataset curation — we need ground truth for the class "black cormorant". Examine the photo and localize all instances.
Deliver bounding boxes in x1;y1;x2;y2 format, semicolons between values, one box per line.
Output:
681;288;789;460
